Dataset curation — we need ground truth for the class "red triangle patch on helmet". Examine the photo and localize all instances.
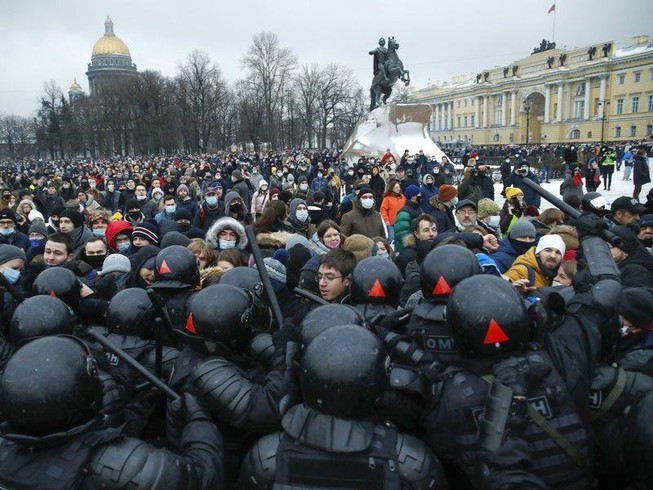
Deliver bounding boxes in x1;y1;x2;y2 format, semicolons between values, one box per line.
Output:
185;313;196;334
368;279;386;298
483;318;510;344
49;290;57;297
433;276;452;296
159;259;171;275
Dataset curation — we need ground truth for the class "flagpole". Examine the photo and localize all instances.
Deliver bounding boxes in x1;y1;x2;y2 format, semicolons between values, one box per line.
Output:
552;2;556;42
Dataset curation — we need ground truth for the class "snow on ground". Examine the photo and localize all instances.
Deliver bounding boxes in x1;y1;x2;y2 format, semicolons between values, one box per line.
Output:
493;166;653;212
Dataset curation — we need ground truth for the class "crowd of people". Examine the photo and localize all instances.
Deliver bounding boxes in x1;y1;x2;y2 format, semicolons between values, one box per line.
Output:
0;142;651;488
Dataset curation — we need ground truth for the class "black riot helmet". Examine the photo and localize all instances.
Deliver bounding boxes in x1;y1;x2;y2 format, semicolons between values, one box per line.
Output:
301;324;388;418
10;295;74;346
420;245;482;301
106;288;156;338
185;284;271;352
448;275;530;357
349;256;403;307
581;192;610;216
0;336;101;437
300;304;366;349
151;245;199;289
220;266;265;299
32;267;82;310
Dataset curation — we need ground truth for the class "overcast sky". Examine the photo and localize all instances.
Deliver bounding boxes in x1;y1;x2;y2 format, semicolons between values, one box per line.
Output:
1;0;651;117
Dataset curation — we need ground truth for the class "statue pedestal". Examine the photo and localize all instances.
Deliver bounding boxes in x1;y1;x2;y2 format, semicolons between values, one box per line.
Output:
340;103;446;162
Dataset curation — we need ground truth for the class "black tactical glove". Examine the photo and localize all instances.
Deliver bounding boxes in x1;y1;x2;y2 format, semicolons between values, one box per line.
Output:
169;393;209;426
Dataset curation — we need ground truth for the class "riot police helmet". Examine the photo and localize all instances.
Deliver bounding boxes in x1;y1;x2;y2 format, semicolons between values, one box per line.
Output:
581;192;610;216
448;275;530;357
32;266;81;310
350;256;403;307
301;324;388;418
10;295;74;345
0;336;101;437
151;245;199;289
300;304;366;349
106;288;156;338
420;245;481;301
220;266;265;299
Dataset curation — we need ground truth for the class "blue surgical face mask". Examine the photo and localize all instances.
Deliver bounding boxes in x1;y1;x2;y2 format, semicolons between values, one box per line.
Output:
2;267;21;285
165;205;176;214
117;242;131;254
0;228;15;237
92;228;106;237
29;238;45;248
218;239;236;250
451;197;459;207
206;196;218;206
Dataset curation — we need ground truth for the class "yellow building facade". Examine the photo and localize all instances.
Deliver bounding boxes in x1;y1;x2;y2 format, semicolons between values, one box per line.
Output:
410;35;653;145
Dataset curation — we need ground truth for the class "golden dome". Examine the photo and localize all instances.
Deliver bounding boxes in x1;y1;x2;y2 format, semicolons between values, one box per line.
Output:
69;78;82;91
91;16;131;57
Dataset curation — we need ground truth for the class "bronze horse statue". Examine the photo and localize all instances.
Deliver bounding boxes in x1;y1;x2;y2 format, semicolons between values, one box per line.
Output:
370;37;410;111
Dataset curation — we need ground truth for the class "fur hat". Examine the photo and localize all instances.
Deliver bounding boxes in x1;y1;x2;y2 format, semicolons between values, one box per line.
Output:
342;234;374;262
477;198;500;219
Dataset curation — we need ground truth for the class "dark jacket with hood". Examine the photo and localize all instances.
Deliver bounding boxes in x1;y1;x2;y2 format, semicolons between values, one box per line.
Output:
205;217;249;254
491;236;535;273
223;191;252;226
340;198;385;239
429;196;456;234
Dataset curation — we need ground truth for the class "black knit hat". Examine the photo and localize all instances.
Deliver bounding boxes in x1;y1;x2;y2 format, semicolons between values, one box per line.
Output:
132;222;160;246
612;225;642;254
60;209;84;229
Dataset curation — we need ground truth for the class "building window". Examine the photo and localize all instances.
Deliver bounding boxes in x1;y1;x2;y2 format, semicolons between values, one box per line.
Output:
457;116;461;127
618;74;625;84
588;131;592;138
615;126;622;137
634;72;641;83
492;134;500;142
646;124;653;137
649;95;653;112
574;100;585;119
471;115;475;127
570;129;581;139
630;125;637;137
616;98;624;115
464;100;468;108
632;96;639;113
471;99;475;107
464;116;468;127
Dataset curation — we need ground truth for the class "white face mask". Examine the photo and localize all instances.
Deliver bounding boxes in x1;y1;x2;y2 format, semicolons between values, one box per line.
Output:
299;183;309;191
488;215;501;227
361;198;375;209
551;280;564;288
295;209;309;222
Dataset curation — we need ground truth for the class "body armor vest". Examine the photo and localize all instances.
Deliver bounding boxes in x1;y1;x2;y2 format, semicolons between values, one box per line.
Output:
426;347;592;490
406;300;459;362
0;426;121;490
274;425;402;490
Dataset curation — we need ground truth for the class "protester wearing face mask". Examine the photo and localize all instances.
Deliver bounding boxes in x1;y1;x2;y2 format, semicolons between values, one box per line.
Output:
123;199;145;226
373;236;396;261
26;220;48;263
194;186;224;232
288;198;313;239
80;237;109;273
250;181;270;219
101;180;121;213
173;208;203;237
0;209;28;251
223;191;252;225
106;220;133;255
155;195;177;224
340;186;385;240
205;217;249;255
0;244;26;287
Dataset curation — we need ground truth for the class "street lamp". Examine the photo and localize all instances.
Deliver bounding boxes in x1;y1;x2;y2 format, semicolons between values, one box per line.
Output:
522;100;532;145
599;100;611;144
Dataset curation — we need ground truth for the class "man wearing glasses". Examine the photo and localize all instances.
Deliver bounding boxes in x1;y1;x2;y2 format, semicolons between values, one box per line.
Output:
0;209;28;251
317;249;357;303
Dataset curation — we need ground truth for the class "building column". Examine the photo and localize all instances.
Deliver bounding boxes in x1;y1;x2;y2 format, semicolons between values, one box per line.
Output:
544;85;551;123
449;102;454;129
564;83;571;121
483;96;488;128
510;91;516;125
501;93;507;126
583;78;591;120
475;97;480;128
556;83;563;122
598;75;607;118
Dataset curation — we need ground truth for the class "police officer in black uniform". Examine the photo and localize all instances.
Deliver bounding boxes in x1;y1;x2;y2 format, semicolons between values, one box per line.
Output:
349;256;404;325
238;324;447;489
0;336;223;489
422;213;622;489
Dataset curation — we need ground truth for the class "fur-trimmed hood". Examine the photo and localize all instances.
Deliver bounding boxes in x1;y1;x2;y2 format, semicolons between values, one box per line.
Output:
205;216;248;251
256;231;294;248
403;233;417;249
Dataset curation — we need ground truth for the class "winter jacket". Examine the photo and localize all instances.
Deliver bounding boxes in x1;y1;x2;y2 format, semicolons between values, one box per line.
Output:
205;216;248;252
458;170;494;205
619;247;653;288
633;154;651;187
503;172;541;207
340;199;386;239
380;194;406;226
429;197;456;234
394;201;422;253
193;202;225;232
491;236;535;273
504;247;553;288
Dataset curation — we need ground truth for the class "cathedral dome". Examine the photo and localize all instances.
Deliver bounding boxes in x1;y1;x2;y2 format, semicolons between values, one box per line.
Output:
92;16;130;57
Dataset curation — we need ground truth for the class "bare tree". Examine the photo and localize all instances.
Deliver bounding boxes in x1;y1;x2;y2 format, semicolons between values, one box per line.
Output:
293;63;322;147
241;32;297;147
176;50;227;152
316;64;362;148
0;114;35;159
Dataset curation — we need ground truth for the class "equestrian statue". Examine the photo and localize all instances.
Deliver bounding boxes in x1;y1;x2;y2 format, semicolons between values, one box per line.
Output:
369;36;410;111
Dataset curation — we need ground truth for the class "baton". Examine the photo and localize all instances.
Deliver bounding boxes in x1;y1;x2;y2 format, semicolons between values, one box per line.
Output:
245;226;284;327
85;329;180;401
293;287;328;305
146;288;179;347
521;177;621;246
